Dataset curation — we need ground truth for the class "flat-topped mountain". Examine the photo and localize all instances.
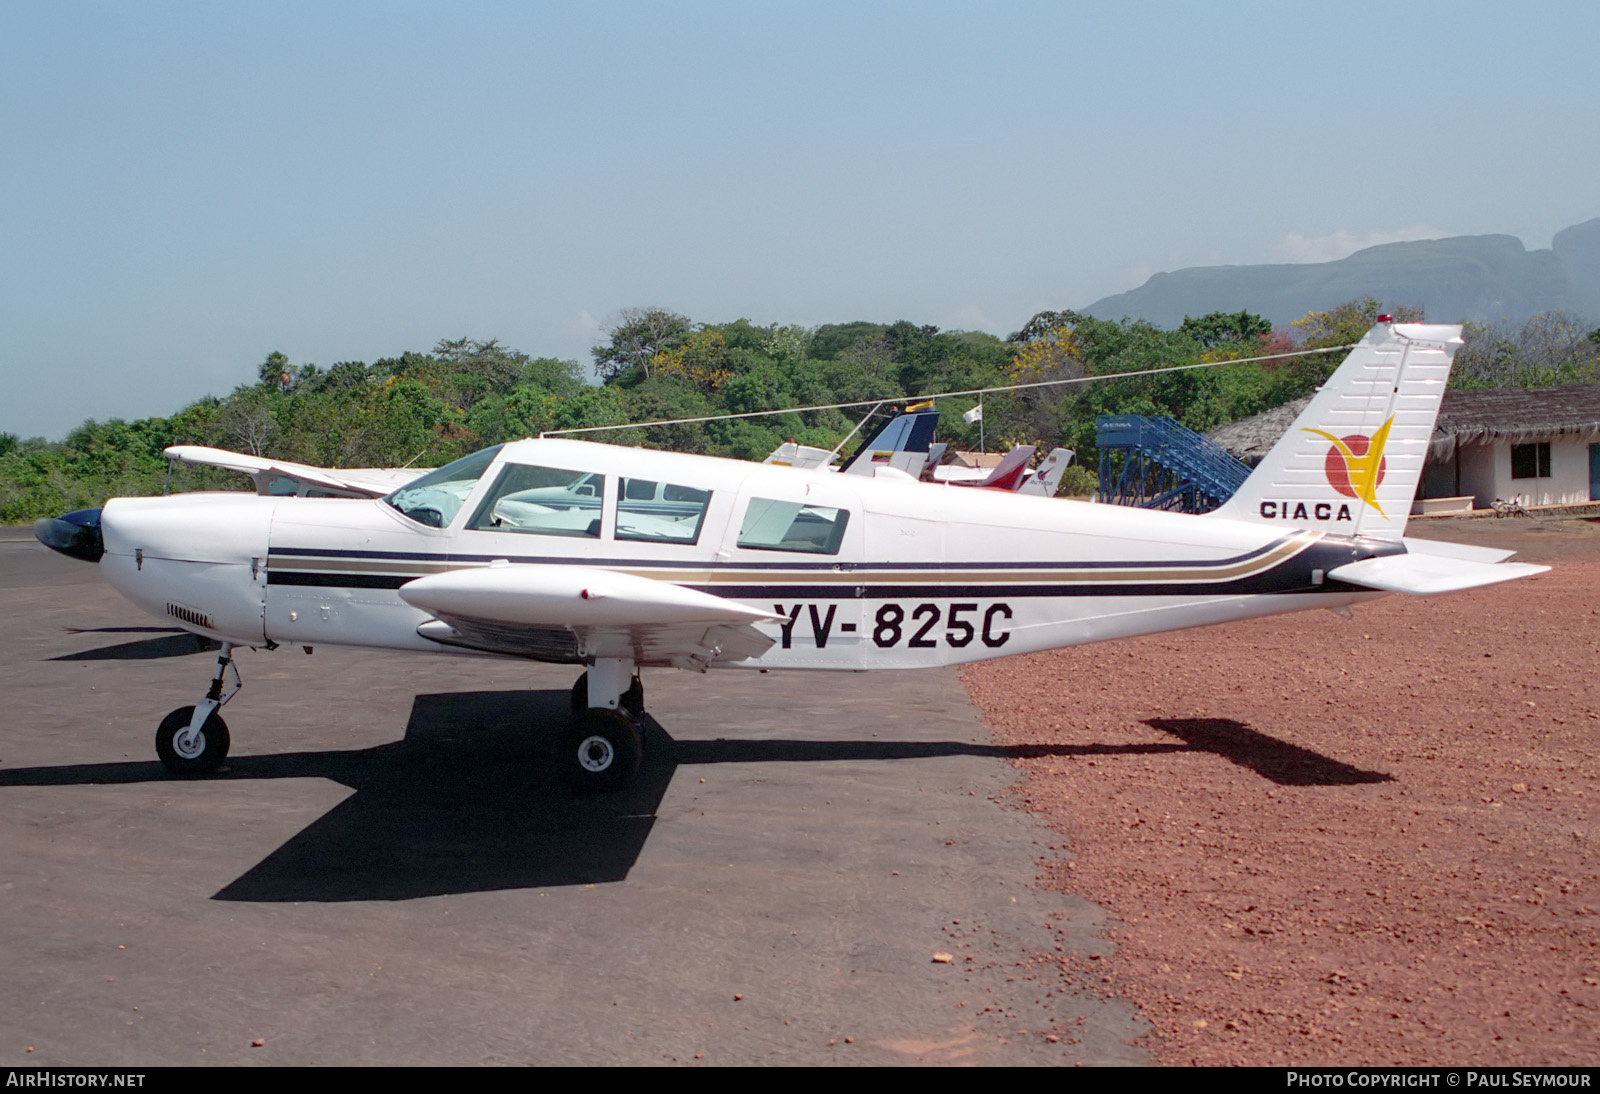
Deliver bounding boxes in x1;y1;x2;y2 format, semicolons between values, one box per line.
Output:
1084;219;1600;327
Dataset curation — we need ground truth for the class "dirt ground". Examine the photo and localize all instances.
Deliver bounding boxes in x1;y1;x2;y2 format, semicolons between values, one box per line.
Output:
961;516;1600;1066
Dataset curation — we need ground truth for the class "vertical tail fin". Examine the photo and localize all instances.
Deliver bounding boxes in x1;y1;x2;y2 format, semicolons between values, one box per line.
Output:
1210;322;1463;540
840;407;940;476
960;445;1037;490
1018;448;1075;496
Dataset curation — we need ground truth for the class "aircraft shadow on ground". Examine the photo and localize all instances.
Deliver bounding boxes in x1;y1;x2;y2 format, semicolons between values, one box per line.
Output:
1144;718;1392;786
0;692;1384;902
50;626;219;661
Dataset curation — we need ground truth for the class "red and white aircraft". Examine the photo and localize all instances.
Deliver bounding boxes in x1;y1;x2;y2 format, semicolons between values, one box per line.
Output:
36;322;1543;790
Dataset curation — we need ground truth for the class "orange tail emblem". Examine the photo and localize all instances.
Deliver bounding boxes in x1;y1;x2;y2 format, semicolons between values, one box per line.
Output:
1303;417;1393;518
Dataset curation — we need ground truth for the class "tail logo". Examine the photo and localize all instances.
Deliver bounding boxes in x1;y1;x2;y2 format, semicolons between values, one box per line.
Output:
1303;417;1393;518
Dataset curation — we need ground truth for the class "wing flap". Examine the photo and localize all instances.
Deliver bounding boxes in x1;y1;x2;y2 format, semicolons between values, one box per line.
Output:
1329;554;1548;596
416;616;774;666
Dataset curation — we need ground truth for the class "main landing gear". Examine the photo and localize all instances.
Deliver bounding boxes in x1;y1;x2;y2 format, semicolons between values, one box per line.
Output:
564;658;646;793
147;646;646;791
155;643;240;776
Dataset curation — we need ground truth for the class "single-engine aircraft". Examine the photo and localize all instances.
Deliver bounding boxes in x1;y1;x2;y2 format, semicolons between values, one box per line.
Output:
35;321;1546;790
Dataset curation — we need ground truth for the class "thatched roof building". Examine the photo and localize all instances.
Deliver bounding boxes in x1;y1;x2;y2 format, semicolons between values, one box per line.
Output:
1206;385;1600;462
1206;396;1312;462
1426;385;1600;459
1205;383;1600;510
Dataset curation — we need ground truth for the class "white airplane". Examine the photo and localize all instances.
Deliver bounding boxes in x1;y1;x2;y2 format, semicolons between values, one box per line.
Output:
35;322;1545;791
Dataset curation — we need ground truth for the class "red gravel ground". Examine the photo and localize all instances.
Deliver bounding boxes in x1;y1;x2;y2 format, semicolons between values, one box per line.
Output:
961;517;1600;1066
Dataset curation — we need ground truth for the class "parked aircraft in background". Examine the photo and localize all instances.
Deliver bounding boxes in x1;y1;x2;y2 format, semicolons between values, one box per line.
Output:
766;405;1074;495
36;322;1545;791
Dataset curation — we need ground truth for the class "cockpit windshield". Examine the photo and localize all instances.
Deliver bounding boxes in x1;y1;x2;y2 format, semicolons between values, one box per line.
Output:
383;445;503;527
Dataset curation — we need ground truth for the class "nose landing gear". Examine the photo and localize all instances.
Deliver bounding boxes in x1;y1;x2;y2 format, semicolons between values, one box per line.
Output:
155;643;240;776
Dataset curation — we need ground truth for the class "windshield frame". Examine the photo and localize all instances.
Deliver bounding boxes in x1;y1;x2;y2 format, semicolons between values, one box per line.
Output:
382;445;504;528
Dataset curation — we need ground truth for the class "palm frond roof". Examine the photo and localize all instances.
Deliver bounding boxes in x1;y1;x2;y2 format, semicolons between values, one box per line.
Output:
1206;385;1600;462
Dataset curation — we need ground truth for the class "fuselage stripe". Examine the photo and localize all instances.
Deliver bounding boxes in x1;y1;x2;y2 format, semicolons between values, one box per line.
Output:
263;532;1347;597
263;534;1303;573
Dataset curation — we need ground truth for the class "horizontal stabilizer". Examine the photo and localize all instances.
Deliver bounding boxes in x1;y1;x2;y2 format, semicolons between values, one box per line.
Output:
1399;537;1517;564
1328;554;1547;596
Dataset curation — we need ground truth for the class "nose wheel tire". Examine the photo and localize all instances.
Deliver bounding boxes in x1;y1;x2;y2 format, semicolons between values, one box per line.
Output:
155;706;231;776
562;708;642;792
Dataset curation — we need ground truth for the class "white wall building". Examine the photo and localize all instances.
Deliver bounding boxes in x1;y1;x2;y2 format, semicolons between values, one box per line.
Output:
1210;385;1600;513
1421;385;1600;510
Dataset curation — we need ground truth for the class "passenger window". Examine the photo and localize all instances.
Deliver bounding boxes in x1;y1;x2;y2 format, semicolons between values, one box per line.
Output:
469;465;605;538
737;498;850;554
616;478;711;544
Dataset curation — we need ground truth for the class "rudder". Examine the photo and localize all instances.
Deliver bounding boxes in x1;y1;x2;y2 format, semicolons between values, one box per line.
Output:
1210;321;1464;540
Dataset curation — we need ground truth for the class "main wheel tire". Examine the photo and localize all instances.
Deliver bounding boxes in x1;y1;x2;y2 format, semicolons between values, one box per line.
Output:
561;708;642;792
569;672;644;716
155;706;230;776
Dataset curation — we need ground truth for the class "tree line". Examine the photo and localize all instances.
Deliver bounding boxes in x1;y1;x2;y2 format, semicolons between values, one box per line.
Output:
4;301;1597;524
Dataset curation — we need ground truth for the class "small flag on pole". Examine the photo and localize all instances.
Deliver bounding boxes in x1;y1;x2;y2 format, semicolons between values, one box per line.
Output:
963;404;983;424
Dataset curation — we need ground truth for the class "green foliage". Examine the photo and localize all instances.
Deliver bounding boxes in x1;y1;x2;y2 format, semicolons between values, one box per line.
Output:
1453;312;1600;389
592;308;692;382
1178;310;1272;348
1056;464;1097;498
257;351;291;389
15;296;1582;526
809;321;889;360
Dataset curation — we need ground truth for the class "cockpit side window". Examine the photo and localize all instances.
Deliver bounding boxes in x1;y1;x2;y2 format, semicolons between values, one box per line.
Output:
384;445;503;528
468;464;605;538
615;479;711;545
737;497;850;555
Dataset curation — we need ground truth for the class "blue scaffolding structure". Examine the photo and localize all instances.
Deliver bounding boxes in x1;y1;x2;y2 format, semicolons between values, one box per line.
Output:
1095;415;1252;514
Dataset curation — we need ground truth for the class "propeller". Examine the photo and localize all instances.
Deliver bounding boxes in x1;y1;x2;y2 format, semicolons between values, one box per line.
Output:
34;507;104;563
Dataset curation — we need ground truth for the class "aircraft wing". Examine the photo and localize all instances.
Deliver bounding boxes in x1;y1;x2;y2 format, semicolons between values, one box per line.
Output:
397;563;784;669
164;445;426;499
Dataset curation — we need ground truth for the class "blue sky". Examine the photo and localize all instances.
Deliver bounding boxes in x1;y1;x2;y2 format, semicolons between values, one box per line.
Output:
3;1;1597;440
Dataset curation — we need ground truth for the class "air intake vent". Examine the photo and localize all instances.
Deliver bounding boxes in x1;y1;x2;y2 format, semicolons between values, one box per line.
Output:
167;603;215;631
